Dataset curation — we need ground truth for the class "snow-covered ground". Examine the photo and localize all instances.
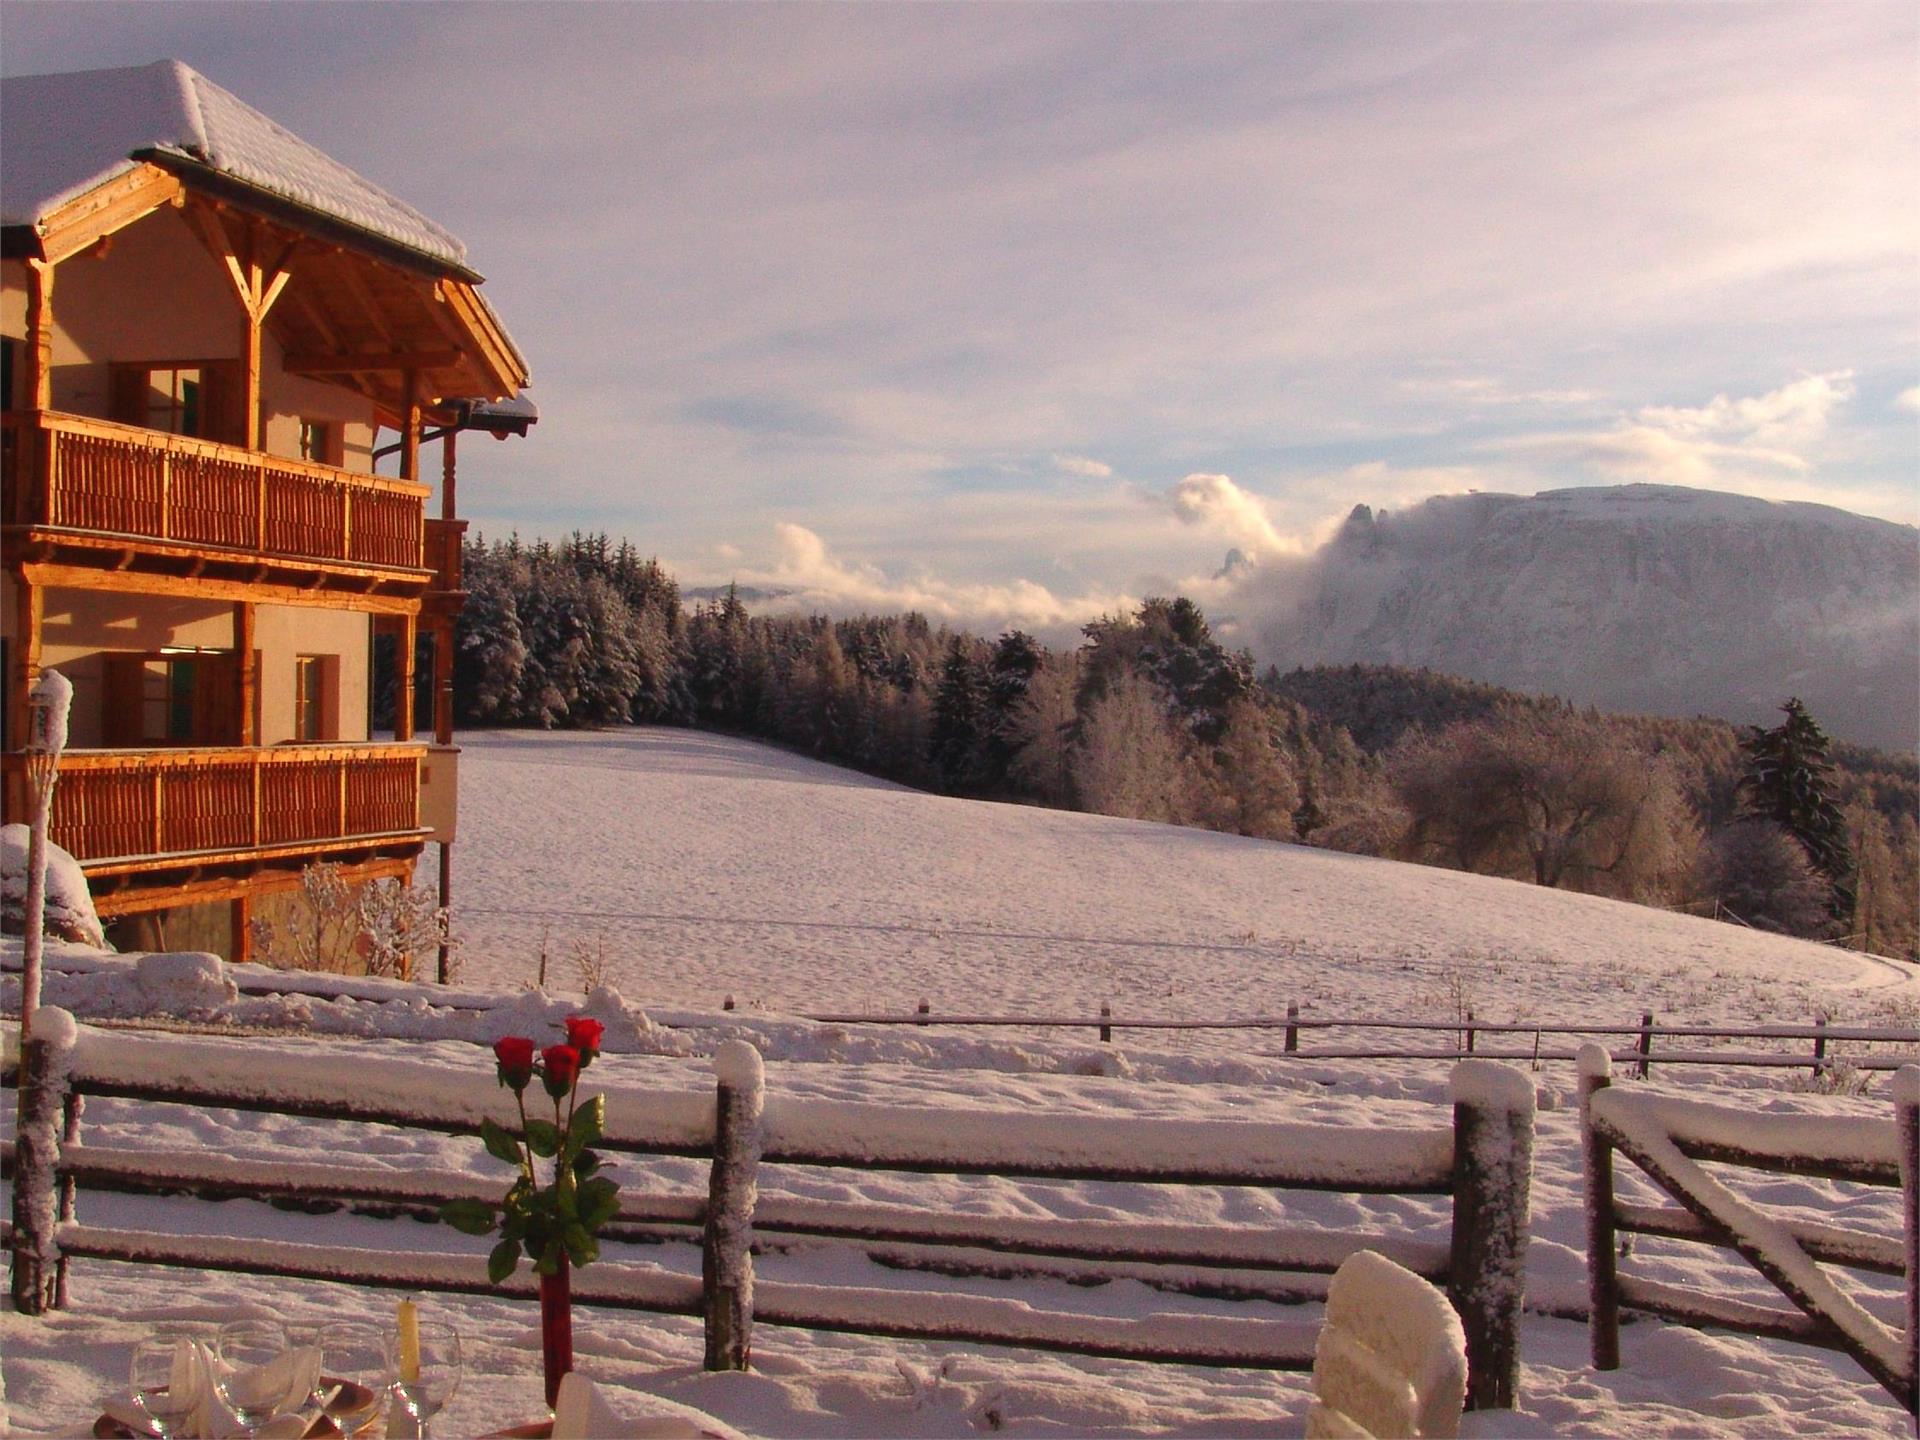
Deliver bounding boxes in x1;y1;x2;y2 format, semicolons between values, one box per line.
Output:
3;727;1916;1437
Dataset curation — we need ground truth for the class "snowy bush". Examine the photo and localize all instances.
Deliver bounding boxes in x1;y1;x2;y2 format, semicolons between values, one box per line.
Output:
0;822;106;949
250;862;452;981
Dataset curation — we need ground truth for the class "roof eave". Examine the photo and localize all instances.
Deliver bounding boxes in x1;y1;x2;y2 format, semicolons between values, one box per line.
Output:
138;149;486;285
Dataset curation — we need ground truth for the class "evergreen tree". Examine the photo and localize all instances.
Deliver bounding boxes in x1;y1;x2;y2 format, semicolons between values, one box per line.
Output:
1739;698;1855;924
930;639;989;790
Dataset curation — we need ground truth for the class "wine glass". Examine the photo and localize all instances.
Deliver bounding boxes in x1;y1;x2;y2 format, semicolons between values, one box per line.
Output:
385;1317;462;1439
211;1319;292;1439
129;1337;199;1439
316;1322;392;1437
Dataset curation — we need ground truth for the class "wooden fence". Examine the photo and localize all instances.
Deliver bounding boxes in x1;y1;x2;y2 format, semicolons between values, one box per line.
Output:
1580;1045;1918;1414
2;1021;1536;1410
794;1003;1920;1076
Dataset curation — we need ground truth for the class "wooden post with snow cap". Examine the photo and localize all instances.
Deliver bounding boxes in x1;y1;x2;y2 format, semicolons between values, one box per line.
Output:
10;1007;76;1316
1448;1058;1534;1410
1577;1043;1620;1370
703;1039;764;1371
1896;1064;1919;1417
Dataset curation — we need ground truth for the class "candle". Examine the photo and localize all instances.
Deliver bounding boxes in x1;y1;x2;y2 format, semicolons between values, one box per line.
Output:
397;1298;420;1384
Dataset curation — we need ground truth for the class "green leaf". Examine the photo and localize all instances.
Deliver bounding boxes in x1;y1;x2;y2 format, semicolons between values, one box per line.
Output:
487;1238;521;1284
570;1095;606;1148
534;1239;564;1276
561;1223;598;1268
524;1119;562;1158
439;1197;498;1236
480;1118;523;1167
577;1176;620;1232
572;1148;602;1180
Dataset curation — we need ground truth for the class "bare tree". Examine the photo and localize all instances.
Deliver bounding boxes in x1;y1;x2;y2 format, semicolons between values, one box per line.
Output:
1007;659;1082;809
1073;670;1195;824
1694;819;1833;938
1392;709;1696;900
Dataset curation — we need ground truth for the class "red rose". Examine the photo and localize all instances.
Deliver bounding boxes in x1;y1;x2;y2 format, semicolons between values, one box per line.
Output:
541;1043;581;1098
493;1036;536;1091
564;1016;605;1066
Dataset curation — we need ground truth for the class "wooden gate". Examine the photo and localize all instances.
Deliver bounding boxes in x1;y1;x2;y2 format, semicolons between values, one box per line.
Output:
1579;1045;1917;1415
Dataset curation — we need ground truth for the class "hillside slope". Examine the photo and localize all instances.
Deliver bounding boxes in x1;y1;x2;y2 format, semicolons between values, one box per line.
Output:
457;728;1908;1032
1247;484;1918;750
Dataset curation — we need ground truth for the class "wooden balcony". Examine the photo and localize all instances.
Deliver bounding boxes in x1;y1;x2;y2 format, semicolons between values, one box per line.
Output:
3;411;438;608
1;743;426;877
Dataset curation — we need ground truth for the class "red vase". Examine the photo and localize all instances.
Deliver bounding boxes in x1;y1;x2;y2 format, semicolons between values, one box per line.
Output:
539;1255;574;1410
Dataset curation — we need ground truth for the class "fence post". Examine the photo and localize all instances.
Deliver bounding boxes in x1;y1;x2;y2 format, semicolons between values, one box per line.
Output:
10;1007;77;1316
1465;1010;1477;1055
1577;1044;1620;1370
1636;1012;1655;1080
703;1040;764;1372
915;1000;930;1025
1813;1010;1830;1078
1098;1002;1112;1045
1895;1065;1918;1418
53;1088;82;1308
1285;1002;1299;1054
1449;1059;1534;1411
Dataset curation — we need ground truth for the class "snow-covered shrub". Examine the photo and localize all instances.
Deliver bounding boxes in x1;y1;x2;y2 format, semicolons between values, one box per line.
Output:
1693;819;1833;938
0;822;106;948
357;876;451;982
251;862;450;980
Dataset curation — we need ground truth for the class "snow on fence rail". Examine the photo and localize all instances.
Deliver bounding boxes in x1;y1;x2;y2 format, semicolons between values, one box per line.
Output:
4;1019;1535;1409
11;953;1915;1076
1579;1045;1920;1415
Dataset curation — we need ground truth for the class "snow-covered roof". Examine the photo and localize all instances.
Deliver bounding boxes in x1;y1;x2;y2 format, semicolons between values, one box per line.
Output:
1;60;469;270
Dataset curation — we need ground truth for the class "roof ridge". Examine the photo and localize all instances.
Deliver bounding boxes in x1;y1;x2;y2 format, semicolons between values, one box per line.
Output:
160;59;210;161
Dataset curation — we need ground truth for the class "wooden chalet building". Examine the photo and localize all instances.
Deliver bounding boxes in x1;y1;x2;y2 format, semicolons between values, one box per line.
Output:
1;60;533;964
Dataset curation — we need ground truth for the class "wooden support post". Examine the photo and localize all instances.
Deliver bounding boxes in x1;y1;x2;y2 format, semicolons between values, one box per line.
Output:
53;1088;81;1308
1099;1002;1112;1044
8;574;42;753
442;426;458;522
433;622;454;746
24;257;54;411
233;601;257;745
231;892;253;967
10;1018;74;1316
704;1041;764;1372
1813;1010;1830;1078
396;612;417;741
1636;1011;1655;1080
1896;1066;1919;1419
1285;1002;1299;1054
400;371;422;483
1577;1044;1620;1370
436;842;452;986
1449;1060;1535;1411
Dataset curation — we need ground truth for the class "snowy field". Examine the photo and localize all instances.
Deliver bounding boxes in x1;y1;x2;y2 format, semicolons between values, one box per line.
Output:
3;726;1917;1437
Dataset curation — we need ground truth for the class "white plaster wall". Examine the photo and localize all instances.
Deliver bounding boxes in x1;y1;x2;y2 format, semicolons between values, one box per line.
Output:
256;604;371;744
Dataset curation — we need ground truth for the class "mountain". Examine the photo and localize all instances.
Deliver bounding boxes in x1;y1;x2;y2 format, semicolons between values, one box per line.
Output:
1247;485;1918;751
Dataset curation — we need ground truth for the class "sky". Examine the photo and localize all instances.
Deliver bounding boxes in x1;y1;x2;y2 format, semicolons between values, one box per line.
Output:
4;1;1916;638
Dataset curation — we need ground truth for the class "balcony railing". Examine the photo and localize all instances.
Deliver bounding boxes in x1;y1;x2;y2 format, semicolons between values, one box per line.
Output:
4;411;429;574
3;744;424;868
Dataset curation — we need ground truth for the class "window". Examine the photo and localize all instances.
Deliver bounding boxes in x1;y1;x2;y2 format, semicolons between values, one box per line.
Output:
145;367;202;436
108;362;237;442
102;652;239;747
294;655;338;742
298;419;340;466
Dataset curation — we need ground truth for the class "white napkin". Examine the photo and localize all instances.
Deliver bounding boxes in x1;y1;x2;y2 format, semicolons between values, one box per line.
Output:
212;1345;322;1438
551;1374;623;1440
174;1339;218;1440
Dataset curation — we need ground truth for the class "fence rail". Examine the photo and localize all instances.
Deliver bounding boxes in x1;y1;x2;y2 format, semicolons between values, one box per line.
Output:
3;1021;1535;1408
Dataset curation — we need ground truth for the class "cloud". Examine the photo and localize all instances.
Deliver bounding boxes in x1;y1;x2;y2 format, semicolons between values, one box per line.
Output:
1636;370;1854;448
1896;386;1920;415
1487;373;1855;489
733;522;1135;636
1053;453;1113;478
1162;473;1300;560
